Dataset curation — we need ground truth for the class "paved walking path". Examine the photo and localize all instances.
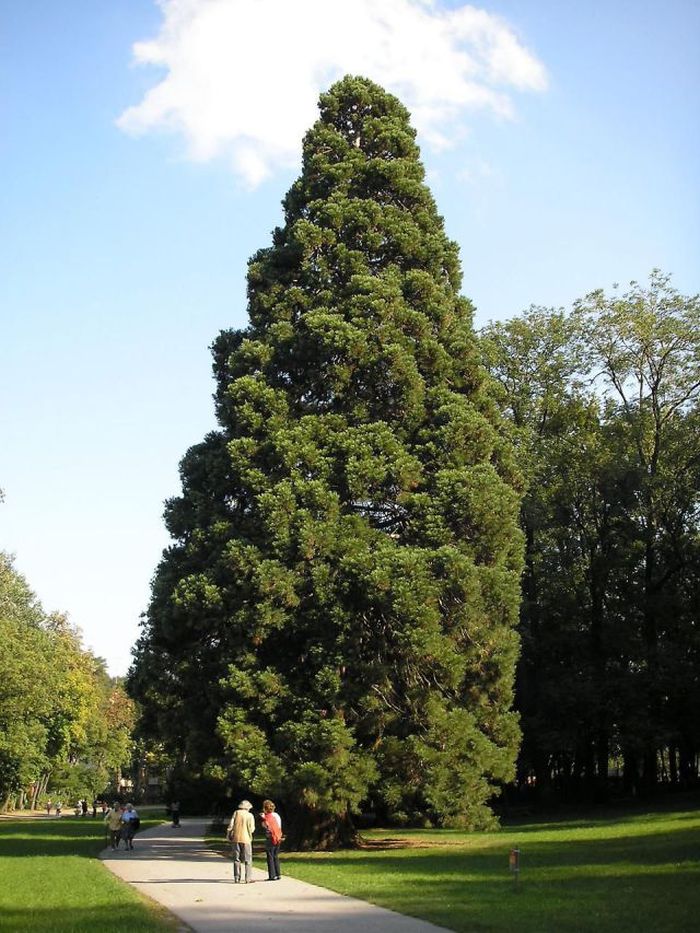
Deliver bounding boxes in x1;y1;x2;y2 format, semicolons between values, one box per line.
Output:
100;819;449;933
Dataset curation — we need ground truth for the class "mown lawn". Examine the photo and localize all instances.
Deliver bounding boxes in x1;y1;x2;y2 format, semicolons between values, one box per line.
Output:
276;805;700;933
0;810;180;932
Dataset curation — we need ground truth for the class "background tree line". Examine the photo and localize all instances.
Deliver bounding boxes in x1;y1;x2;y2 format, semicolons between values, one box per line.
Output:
0;551;135;811
481;271;700;801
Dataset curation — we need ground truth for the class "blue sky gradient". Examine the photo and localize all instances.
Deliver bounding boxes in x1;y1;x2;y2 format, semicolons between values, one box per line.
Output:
1;1;698;673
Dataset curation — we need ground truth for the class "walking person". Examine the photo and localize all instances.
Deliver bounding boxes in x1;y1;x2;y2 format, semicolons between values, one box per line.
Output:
226;800;256;884
55;801;62;818
171;800;180;827
105;802;123;850
121;803;140;850
261;799;282;881
45;800;52;816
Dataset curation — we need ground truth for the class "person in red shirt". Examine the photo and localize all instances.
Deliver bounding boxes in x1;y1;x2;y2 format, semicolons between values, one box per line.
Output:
261;799;282;881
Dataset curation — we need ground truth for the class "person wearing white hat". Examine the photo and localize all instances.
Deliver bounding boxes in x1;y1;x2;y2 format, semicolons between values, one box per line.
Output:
226;800;256;883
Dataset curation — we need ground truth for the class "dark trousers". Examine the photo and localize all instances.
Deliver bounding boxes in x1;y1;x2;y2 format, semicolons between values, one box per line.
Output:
109;829;121;849
265;841;281;879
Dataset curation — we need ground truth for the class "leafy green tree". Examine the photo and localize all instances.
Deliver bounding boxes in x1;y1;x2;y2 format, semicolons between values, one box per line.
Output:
130;76;524;846
0;553;135;809
0;553;56;807
574;272;700;789
481;275;700;799
47;657;136;804
522;401;639;796
480;309;593;792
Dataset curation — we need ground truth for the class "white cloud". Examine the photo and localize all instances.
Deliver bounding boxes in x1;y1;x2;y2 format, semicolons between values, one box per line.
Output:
118;0;547;187
457;157;498;185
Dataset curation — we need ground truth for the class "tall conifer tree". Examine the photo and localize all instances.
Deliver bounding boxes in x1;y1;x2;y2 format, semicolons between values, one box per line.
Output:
130;77;523;846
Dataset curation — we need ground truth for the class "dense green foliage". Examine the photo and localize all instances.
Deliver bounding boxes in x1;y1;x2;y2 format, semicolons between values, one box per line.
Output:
481;272;700;798
129;76;524;845
0;553;135;810
276;804;700;933
0;814;176;932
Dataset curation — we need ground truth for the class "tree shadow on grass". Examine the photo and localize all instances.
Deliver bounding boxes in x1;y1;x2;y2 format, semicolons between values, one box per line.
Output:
439;867;698;933
0;819;172;859
282;824;700;933
283;855;699;933
0;904;180;933
499;800;700;835
289;823;700;870
361;809;700;847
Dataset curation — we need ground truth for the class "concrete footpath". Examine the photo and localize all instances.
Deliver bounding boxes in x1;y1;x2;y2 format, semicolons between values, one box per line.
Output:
100;819;449;933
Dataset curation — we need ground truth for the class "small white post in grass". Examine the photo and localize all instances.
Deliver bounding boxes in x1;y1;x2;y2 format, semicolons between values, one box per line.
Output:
509;847;521;890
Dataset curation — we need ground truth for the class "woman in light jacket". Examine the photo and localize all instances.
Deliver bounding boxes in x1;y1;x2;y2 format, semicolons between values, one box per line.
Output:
227;800;256;883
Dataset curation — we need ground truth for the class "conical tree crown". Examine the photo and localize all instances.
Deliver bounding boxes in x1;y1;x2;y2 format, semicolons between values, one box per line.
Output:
132;76;523;843
215;76;475;431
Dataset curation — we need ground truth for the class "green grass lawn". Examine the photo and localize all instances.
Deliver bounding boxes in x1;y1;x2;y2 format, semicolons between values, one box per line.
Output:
0;810;180;932
273;805;700;933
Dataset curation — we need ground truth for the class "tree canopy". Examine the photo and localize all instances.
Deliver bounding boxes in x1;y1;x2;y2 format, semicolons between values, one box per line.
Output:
129;76;524;845
0;552;135;810
481;273;700;798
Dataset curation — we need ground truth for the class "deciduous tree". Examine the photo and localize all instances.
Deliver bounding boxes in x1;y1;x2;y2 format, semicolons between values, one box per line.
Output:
481;274;700;798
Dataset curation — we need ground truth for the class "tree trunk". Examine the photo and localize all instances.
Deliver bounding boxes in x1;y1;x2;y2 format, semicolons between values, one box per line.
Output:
623;747;638;795
596;731;609;799
642;748;658;791
518;520;548;793
32;771;50;810
668;746;678;785
285;807;359;850
678;741;695;786
642;524;660;790
578;741;595;798
589;563;609;800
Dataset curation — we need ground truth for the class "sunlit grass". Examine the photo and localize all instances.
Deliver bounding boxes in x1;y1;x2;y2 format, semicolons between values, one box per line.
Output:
0;811;179;932
275;805;700;933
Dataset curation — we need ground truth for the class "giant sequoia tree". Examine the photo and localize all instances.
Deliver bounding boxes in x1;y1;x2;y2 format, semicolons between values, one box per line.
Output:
129;77;523;846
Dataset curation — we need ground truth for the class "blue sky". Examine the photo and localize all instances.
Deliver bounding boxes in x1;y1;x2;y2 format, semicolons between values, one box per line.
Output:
1;0;698;675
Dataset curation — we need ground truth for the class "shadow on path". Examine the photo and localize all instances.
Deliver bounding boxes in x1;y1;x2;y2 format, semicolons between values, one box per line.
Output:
101;819;448;933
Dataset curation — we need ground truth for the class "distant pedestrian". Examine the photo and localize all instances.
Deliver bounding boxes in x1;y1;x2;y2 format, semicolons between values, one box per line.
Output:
92;799;97;818
105;803;123;850
171;800;180;827
55;801;62;817
261;799;282;881
227;800;255;884
121;803;140;850
82;799;88;817
46;800;52;816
